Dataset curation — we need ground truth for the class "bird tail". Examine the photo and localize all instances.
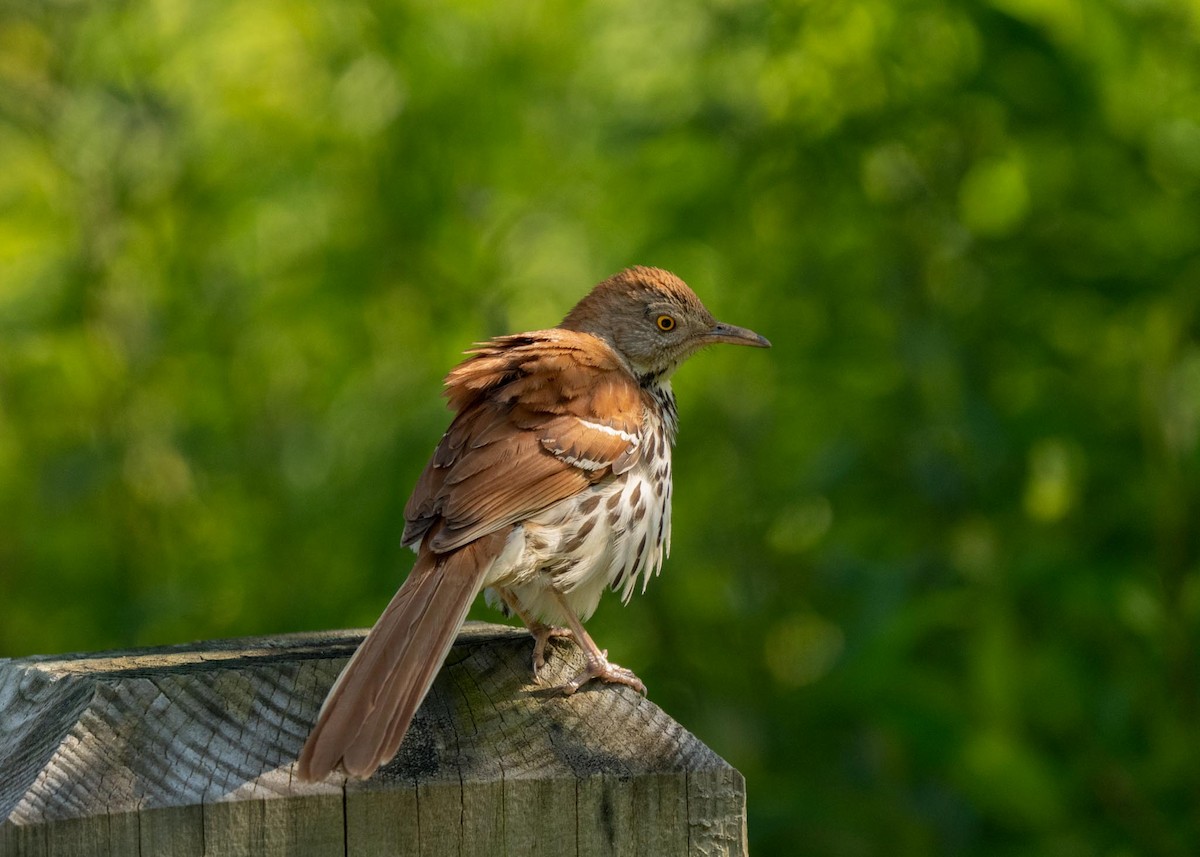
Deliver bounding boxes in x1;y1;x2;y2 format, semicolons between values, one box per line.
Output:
296;530;507;781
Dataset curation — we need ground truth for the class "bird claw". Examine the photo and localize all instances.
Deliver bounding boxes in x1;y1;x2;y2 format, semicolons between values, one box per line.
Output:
557;649;647;696
529;625;573;679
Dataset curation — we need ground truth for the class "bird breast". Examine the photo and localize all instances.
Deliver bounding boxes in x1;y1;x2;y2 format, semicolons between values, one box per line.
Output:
483;406;675;626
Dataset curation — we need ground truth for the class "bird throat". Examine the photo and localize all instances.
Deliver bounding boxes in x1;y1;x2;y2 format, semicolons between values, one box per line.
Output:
641;377;679;447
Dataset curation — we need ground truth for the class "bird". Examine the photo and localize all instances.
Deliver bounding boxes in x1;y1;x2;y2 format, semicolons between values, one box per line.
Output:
296;265;770;782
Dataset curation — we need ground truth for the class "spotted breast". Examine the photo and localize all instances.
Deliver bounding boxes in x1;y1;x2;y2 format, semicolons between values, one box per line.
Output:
483;377;678;625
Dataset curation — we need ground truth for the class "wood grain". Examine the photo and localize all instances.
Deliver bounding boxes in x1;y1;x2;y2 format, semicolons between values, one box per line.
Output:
0;623;746;856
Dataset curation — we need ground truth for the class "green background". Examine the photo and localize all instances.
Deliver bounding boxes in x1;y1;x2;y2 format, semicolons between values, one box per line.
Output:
2;0;1198;853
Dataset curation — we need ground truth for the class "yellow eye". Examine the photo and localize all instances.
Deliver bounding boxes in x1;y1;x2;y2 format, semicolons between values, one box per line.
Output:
656;315;676;332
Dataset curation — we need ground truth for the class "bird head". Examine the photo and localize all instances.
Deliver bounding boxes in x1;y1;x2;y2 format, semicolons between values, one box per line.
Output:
560;266;770;382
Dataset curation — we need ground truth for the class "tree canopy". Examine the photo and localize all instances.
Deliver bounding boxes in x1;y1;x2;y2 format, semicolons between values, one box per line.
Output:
2;0;1198;853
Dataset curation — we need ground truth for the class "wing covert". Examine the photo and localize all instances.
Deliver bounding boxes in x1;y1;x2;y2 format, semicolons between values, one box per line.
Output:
403;330;645;553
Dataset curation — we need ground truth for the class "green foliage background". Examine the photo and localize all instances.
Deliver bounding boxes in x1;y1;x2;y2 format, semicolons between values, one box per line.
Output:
3;0;1199;853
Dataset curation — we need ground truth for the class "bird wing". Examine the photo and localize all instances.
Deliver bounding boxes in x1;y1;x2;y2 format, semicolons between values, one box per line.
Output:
403;329;646;553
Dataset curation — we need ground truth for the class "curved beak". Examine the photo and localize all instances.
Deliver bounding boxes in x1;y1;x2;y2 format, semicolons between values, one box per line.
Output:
701;321;771;349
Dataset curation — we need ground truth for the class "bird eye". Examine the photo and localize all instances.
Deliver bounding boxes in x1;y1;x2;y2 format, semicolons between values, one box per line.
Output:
656;315;676;332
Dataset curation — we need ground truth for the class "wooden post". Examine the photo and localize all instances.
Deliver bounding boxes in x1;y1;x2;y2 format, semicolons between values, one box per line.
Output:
0;623;746;856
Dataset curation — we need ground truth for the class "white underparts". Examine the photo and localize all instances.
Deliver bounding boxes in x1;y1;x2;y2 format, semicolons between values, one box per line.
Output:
482;403;674;626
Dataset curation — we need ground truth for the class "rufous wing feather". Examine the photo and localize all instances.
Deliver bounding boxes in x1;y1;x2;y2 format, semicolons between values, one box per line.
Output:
403;330;646;552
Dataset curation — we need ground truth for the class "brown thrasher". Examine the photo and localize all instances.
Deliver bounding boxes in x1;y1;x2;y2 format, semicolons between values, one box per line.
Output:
296;266;769;781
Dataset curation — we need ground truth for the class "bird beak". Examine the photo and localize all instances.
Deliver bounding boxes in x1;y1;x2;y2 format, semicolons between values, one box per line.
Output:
701;321;772;349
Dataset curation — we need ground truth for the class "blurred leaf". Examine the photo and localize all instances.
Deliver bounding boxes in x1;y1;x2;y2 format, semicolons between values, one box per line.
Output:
2;0;1199;854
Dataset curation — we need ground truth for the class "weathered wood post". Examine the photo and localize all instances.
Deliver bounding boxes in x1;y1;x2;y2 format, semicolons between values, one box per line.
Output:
0;623;746;856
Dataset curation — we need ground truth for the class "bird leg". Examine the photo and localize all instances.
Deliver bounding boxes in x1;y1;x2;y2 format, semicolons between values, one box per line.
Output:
496;588;572;678
547;588;647;696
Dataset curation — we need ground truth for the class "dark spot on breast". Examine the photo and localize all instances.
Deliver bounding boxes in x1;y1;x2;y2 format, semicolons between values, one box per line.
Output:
562;514;598;553
548;557;580;579
562;533;585;554
579;494;601;515
629;483;642;507
606;490;623;510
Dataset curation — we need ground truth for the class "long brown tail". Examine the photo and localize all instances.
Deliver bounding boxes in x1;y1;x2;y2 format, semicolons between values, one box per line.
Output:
296;530;507;781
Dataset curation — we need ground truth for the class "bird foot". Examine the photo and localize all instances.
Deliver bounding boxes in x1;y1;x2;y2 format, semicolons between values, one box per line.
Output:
557;649;647;696
529;624;573;678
